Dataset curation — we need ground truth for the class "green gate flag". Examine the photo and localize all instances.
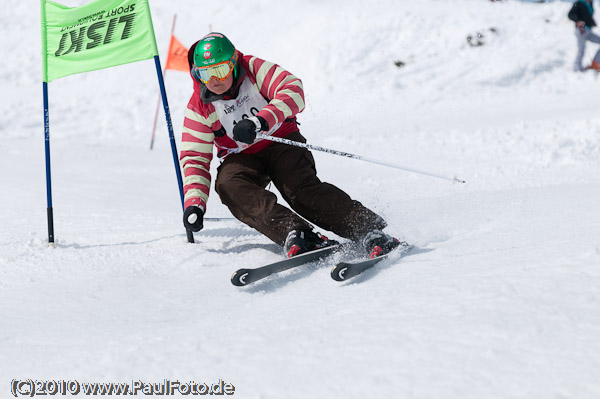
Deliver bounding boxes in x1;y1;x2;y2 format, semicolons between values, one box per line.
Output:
41;0;159;82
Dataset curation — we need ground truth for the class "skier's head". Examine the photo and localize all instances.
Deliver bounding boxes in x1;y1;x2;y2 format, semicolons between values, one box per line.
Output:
191;32;238;85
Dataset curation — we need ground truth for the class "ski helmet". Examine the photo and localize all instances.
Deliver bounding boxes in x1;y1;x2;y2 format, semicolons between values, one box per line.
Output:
192;33;238;83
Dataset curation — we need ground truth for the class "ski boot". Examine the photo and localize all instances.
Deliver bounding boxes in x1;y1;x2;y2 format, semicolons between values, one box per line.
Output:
283;229;338;258
362;229;407;259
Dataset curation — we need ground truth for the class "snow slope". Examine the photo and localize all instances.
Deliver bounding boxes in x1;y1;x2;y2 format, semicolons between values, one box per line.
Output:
1;0;600;398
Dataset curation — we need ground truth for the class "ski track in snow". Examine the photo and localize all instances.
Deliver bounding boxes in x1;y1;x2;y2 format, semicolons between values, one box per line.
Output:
1;0;600;398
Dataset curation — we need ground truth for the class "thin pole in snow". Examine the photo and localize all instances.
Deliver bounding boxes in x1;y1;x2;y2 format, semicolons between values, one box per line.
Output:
150;14;177;150
153;55;195;243
43;82;55;245
256;133;466;184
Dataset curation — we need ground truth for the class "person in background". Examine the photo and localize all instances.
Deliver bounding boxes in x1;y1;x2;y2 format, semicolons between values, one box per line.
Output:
568;0;600;71
179;33;407;259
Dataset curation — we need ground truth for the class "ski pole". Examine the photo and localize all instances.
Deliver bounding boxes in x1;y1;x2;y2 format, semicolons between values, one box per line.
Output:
256;133;466;184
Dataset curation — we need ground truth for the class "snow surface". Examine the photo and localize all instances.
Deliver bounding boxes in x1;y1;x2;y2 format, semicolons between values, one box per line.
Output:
1;0;600;398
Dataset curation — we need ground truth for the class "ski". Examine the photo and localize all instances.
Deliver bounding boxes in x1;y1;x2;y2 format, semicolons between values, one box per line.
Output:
331;244;413;282
231;244;345;286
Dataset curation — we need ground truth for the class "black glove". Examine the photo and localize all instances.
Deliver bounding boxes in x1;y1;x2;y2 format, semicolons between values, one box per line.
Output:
183;205;204;232
232;116;267;144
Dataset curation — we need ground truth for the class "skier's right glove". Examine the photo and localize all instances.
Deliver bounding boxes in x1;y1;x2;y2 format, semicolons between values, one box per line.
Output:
183;205;204;232
232;115;268;144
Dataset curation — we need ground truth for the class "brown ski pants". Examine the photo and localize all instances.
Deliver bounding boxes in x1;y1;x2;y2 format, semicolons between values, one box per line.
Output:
214;132;386;246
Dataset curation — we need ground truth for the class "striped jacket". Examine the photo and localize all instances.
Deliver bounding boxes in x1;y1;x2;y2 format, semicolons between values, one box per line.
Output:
179;51;305;211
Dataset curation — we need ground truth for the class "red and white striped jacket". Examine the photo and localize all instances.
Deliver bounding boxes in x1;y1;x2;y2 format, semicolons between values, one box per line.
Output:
179;51;305;211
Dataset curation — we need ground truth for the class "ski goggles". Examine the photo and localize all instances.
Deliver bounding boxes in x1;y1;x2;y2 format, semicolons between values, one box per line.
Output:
192;53;237;84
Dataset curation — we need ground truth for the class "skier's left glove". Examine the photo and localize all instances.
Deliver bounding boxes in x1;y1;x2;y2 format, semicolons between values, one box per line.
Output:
232;115;268;144
183;205;204;232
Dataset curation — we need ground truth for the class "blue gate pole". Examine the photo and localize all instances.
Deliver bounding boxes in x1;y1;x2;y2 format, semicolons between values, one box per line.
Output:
43;82;55;245
153;55;194;243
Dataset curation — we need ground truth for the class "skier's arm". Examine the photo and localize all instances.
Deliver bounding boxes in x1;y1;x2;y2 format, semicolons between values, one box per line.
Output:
247;56;305;130
180;103;218;212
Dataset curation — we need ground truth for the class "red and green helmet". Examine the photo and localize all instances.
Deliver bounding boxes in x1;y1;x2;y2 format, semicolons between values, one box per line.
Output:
192;33;238;84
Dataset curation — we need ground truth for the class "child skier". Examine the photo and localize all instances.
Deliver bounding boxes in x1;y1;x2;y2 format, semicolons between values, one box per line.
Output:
180;32;404;258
